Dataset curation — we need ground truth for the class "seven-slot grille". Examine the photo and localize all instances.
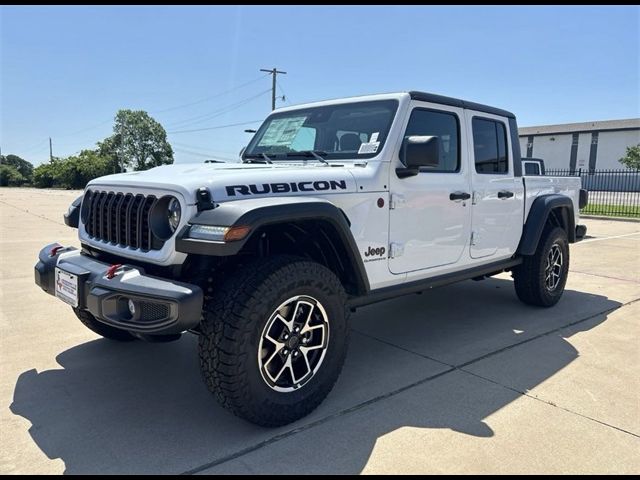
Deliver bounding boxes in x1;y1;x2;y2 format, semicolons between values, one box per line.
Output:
83;190;161;251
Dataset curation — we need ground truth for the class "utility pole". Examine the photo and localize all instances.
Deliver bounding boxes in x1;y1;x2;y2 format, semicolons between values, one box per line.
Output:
49;137;53;162
260;67;286;110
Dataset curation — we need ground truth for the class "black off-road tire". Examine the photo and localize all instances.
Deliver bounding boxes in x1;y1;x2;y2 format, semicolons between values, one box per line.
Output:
513;226;570;307
198;255;349;427
72;308;136;341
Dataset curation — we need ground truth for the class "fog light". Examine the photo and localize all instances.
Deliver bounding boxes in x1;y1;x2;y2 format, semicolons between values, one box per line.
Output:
128;299;136;316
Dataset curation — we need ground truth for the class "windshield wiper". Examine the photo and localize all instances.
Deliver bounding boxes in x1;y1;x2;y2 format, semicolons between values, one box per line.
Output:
243;153;273;164
285;150;329;165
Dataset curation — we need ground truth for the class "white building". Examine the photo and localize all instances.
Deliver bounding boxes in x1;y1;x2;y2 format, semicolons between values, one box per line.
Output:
519;118;640;171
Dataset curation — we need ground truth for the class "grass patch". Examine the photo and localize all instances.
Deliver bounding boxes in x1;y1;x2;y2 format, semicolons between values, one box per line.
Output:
581;203;640;218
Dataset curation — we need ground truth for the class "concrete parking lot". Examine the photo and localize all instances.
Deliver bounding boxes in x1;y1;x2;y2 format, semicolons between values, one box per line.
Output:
0;187;639;474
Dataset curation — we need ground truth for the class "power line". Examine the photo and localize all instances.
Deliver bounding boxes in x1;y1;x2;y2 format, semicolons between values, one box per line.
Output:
57;118;114;139
173;147;236;162
171;141;238;156
168;119;263;134
19;138;50;155
165;89;270;129
150;73;269;114
44;73;270;141
277;80;290;105
260;67;287;110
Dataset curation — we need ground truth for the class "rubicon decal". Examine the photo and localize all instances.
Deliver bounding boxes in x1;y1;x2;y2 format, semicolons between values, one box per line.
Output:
226;180;347;197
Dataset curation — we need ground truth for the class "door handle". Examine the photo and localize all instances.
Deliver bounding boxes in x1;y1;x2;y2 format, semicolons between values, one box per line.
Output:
449;191;471;201
498;191;514;199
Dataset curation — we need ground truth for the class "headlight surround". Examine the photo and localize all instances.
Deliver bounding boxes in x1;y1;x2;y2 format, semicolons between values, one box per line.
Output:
150;196;182;240
167;197;181;232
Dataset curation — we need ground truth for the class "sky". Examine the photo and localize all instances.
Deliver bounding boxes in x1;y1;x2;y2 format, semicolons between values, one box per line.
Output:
1;5;639;166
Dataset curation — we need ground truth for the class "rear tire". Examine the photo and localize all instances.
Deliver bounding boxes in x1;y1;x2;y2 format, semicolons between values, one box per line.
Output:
72;308;137;341
198;255;349;427
513;226;569;307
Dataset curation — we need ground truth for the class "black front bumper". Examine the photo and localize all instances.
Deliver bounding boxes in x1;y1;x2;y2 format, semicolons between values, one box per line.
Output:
34;243;203;335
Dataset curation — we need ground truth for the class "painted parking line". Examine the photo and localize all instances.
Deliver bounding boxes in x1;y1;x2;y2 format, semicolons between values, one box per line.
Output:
576;231;640;245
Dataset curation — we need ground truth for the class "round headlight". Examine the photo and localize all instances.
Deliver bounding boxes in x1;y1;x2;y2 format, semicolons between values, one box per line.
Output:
168;198;181;232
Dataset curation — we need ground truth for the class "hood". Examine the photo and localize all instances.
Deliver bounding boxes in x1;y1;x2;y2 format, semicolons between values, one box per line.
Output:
87;161;360;204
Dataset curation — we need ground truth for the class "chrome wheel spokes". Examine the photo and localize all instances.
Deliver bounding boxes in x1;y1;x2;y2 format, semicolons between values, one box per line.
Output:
545;243;563;291
258;295;330;392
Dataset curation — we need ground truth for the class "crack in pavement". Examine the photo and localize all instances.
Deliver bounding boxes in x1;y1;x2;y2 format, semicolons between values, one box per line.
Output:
0;199;67;227
571;270;639;284
460;369;640;439
181;297;640;474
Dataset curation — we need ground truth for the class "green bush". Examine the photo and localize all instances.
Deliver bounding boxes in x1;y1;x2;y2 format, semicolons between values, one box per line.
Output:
33;161;58;188
32;150;117;189
0;165;27;186
1;154;34;182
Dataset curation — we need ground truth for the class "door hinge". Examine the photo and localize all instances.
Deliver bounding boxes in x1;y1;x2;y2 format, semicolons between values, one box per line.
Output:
470;231;479;246
472;191;479;205
389;242;404;258
390;193;405;210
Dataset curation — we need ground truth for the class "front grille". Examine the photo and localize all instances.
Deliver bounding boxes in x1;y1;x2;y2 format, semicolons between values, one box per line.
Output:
83;190;161;251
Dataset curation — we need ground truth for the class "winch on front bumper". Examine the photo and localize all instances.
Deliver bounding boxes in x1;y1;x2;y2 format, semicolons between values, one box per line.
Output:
34;243;203;335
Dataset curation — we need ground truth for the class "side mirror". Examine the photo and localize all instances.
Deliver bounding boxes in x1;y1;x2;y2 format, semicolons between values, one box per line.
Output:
397;135;440;178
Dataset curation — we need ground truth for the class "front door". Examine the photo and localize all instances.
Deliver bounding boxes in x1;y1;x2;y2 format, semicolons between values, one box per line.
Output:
466;112;524;259
389;103;471;274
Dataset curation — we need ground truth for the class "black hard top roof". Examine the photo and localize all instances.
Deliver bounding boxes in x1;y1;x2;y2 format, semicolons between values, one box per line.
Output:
409;91;516;119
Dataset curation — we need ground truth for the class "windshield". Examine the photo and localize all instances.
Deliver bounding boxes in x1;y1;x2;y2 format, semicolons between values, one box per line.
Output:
243;99;399;161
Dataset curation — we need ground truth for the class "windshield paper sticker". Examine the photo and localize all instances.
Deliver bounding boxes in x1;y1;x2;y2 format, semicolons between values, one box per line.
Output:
358;141;380;154
370;132;379;143
258;117;307;147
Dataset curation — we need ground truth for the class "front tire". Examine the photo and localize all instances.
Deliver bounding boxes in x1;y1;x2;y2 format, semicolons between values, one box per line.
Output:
513;226;570;307
198;255;349;427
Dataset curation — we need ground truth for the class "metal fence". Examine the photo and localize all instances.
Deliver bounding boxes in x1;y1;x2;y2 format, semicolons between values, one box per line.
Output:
544;168;640;218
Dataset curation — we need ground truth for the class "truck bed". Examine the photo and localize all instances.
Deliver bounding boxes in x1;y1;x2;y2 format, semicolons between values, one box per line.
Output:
523;176;582;222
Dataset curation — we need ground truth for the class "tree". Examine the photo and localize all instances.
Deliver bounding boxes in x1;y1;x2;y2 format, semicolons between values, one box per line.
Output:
1;154;34;182
97;134;124;174
0;165;26;186
32;151;115;189
33;160;60;188
58;150;114;189
619;144;640;170
109;110;174;171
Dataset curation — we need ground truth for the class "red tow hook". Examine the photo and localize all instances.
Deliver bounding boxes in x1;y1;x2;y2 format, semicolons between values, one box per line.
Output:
106;264;123;279
49;244;64;257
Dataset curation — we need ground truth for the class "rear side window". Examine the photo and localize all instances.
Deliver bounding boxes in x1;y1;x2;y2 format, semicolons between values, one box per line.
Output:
524;162;540;175
472;118;508;174
401;109;460;172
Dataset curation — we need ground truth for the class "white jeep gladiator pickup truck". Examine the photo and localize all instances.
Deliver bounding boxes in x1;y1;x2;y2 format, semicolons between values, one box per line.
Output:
35;91;588;426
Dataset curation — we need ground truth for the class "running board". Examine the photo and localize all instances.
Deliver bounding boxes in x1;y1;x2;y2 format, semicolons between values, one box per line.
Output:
348;257;522;309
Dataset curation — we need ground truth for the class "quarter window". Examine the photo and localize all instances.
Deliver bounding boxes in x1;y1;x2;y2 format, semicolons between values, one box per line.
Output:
472;118;509;174
401;109;460;172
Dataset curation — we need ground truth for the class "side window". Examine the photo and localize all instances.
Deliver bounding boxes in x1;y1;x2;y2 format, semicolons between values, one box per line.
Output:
524;162;540;175
290;126;316;151
401;109;460;172
472;118;508;174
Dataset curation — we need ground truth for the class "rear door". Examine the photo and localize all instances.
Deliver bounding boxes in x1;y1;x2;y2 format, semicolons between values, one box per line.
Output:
466;112;524;259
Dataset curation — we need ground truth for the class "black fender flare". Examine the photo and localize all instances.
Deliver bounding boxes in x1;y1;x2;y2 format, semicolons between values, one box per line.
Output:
518;194;576;256
176;196;370;294
64;195;83;228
